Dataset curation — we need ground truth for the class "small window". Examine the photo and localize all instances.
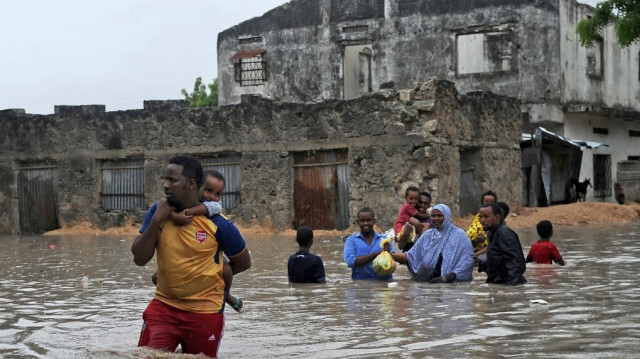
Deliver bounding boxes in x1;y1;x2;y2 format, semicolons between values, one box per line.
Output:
233;51;268;86
457;31;515;75
239;36;262;44
629;130;640;137
343;25;369;33
586;38;603;79
198;153;242;210
100;158;145;211
628;155;640;161
593;127;609;135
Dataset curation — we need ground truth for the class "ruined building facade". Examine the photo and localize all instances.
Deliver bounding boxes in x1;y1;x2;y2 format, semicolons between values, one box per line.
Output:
0;79;521;234
217;0;640;203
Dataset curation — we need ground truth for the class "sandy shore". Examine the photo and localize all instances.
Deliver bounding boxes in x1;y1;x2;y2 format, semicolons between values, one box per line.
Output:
44;201;640;236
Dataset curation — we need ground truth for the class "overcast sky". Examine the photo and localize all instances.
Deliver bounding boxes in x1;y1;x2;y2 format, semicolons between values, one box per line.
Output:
0;0;600;114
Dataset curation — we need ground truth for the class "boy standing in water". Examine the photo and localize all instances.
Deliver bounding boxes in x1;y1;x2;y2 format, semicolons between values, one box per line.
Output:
153;170;245;312
288;226;326;283
527;220;565;266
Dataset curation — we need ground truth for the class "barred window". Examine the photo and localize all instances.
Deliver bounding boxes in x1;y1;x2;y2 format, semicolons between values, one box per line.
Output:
100;158;145;211
343;25;368;33
233;50;268;86
239;36;262;44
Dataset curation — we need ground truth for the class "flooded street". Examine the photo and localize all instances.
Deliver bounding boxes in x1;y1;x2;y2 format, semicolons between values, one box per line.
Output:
1;223;639;358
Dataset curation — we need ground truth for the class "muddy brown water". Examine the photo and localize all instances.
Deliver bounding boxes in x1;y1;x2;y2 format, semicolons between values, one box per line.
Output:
1;223;639;358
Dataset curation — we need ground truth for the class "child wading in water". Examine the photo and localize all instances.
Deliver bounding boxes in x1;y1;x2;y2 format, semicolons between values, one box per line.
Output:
152;170;244;312
287;226;326;283
526;220;565;266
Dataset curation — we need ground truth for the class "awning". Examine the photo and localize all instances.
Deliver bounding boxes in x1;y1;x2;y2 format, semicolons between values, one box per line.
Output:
522;127;608;150
232;49;265;59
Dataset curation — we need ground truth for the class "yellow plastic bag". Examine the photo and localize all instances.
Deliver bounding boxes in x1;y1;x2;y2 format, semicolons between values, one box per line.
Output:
372;237;397;277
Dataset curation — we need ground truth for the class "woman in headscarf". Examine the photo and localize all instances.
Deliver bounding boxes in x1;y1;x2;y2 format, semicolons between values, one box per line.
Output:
392;204;474;282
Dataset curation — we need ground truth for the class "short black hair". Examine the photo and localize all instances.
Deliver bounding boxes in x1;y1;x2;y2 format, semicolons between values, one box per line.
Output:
405;186;420;197
481;190;498;202
204;169;226;185
481;202;502;216
169;155;203;188
296;226;314;246
497;201;510;218
420;191;431;200
357;207;375;219
536;220;553;238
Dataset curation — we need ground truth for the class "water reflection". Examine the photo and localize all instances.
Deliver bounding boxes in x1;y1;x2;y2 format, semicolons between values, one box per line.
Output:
0;224;639;358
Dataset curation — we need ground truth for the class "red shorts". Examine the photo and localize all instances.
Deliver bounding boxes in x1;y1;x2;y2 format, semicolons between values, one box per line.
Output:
138;299;224;357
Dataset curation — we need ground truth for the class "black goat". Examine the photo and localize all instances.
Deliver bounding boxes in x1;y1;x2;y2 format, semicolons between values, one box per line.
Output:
570;178;592;202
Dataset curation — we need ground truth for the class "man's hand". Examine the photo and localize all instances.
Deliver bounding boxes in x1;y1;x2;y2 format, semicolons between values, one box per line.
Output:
153;198;174;222
383;241;391;252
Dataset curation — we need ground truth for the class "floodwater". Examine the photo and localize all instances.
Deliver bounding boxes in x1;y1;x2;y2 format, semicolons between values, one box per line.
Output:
1;223;639;359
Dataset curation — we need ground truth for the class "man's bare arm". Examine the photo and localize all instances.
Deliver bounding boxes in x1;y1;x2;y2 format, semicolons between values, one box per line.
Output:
131;198;171;266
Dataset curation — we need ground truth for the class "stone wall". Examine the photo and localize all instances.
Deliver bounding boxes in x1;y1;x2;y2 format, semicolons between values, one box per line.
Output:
0;78;522;234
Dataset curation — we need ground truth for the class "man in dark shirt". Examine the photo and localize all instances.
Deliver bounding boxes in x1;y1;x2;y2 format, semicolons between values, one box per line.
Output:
478;202;526;286
288;226;326;283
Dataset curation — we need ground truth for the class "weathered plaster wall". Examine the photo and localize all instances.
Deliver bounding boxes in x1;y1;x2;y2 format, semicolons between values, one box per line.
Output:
0;79;522;234
560;0;640;111
218;0;564;109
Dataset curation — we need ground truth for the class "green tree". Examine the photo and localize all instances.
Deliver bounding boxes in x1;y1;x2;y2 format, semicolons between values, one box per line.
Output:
181;77;218;107
576;0;640;48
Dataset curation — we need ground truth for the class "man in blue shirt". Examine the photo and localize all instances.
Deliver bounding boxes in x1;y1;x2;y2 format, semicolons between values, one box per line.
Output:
343;207;394;280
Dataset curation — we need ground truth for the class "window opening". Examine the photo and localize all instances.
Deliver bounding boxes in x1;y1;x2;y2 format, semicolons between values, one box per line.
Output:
239;36;262;44
586;38;603;79
343;25;369;33
457;31;514;75
593;154;612;197
234;53;268;86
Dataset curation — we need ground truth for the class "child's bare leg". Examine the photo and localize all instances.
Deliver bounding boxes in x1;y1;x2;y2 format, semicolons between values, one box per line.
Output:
223;257;244;312
397;223;414;251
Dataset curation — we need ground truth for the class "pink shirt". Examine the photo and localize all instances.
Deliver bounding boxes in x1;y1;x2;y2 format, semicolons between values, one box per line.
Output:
394;203;418;235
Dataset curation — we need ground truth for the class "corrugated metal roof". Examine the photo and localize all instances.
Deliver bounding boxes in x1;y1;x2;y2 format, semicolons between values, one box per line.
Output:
521;127;608;150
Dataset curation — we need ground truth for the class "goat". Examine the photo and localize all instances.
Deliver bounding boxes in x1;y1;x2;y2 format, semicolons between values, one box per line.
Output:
570;178;592;202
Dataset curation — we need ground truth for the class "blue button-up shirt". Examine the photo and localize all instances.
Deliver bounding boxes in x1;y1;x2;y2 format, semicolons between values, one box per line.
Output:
343;231;394;280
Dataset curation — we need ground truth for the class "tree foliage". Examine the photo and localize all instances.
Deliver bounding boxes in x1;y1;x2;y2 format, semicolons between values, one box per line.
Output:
576;0;640;48
181;77;218;107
